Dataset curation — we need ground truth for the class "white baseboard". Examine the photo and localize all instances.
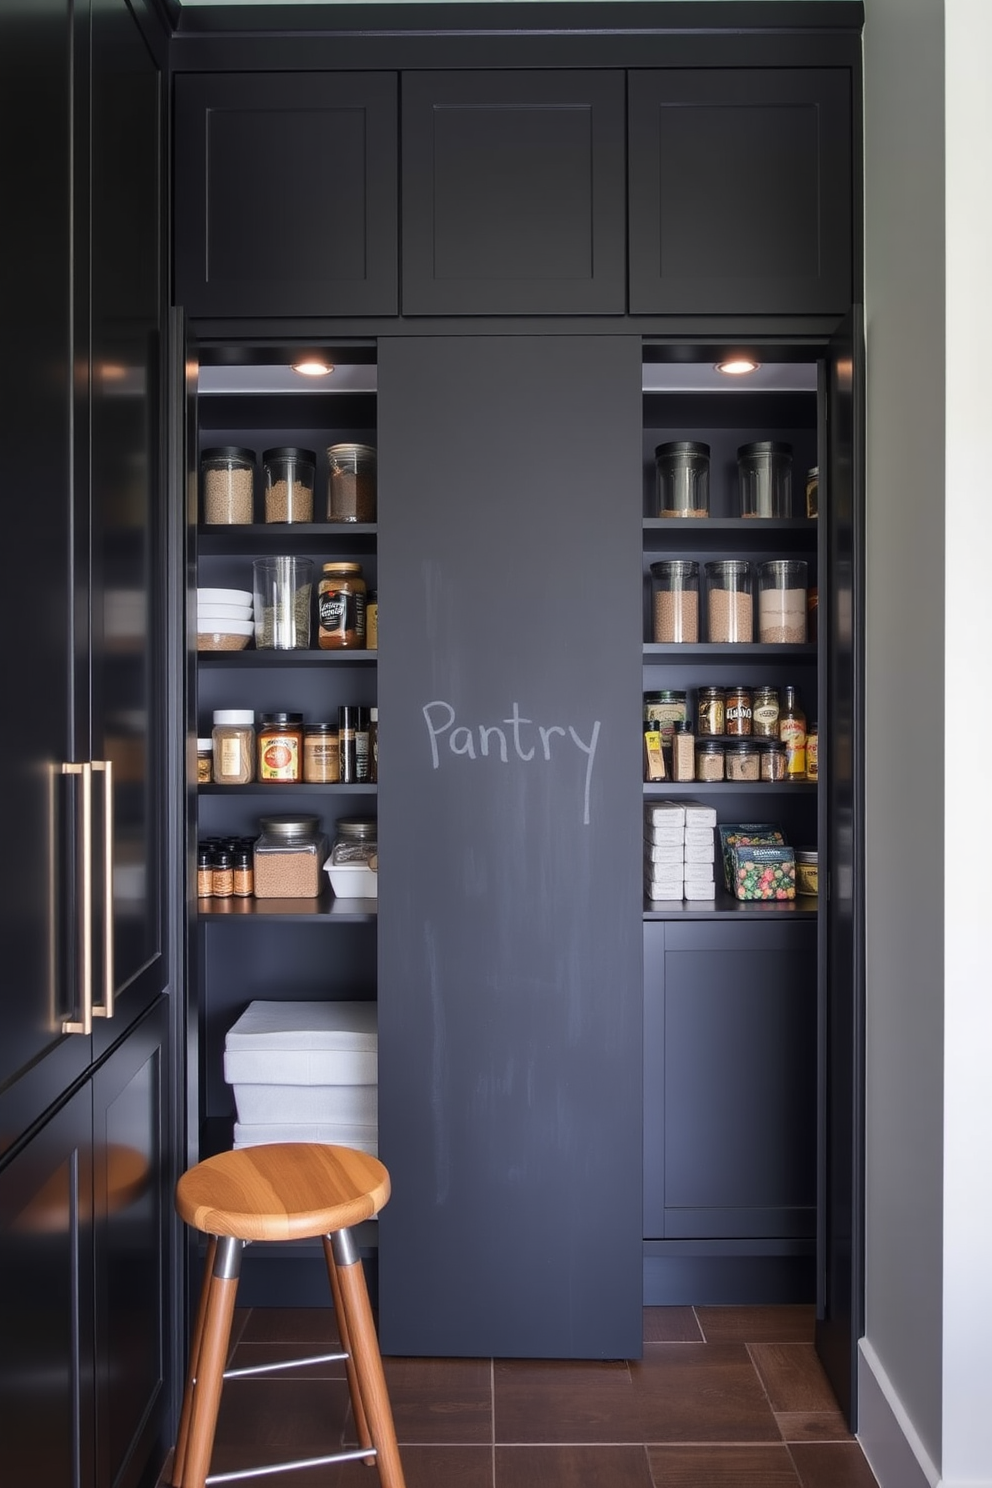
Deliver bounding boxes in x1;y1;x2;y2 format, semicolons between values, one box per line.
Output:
857;1337;939;1488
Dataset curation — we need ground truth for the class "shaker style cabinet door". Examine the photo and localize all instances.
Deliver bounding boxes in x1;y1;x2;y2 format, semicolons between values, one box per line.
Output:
402;70;626;315
174;72;398;318
628;69;853;316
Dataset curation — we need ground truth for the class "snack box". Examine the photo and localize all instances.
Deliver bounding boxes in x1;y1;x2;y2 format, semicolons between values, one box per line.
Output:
718;823;785;890
728;844;796;901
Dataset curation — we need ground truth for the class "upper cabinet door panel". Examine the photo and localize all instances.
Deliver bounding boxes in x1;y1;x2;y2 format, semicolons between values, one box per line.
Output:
402;70;626;315
628;69;852;316
174;72;398;318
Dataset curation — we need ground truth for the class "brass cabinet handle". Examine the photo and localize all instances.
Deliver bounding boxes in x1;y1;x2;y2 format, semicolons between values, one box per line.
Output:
91;759;115;1020
61;762;93;1035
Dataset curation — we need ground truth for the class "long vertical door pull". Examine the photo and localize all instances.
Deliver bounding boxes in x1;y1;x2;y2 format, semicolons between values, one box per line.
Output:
91;759;114;1019
61;762;93;1035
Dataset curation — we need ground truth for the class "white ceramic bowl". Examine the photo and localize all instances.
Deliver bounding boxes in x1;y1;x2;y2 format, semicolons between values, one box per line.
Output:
197;602;253;622
196;617;254;652
197;587;252;606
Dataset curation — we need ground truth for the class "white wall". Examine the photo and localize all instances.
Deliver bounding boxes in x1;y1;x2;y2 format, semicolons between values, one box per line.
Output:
860;1;992;1485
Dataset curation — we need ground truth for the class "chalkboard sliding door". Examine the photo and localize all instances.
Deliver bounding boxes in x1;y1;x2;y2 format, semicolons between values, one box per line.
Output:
376;336;644;1358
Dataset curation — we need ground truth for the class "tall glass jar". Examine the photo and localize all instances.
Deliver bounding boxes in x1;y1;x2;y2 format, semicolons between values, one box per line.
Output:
738;440;793;518
650;560;699;642
262;446;315;523
758;560;808;644
655;441;710;518
253;815;328;899
201;447;255;525
327;443;377;523
705;560;753;642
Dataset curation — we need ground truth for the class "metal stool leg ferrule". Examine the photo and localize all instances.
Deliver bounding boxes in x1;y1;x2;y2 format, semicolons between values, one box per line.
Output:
178;1237;244;1488
328;1227;407;1488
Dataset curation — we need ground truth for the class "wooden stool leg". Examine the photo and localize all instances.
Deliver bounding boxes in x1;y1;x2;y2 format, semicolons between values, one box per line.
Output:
322;1234;374;1460
172;1236;217;1486
181;1236;243;1488
330;1229;406;1488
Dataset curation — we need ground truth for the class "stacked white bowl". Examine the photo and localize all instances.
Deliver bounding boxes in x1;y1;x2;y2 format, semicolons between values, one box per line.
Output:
197;587;254;651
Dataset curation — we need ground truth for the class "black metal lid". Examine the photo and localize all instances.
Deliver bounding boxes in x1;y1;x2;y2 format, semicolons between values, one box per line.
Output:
259;712;304;727
655;440;710;459
262;446;316;464
201;446;255;463
737;440;793;458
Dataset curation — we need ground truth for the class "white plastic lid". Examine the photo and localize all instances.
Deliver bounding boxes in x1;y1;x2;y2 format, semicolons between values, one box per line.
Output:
213;710;254;726
196;738;213;750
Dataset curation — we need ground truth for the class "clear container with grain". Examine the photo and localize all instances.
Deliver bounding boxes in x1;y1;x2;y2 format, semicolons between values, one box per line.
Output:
758;560;808;644
327;443;377;523
655;441;710;517
263;446;315;523
724;738;761;781
650;560;699;642
759;740;787;781
705;560;753;642
253;815;328;899
201;447;255;525
695;739;725;781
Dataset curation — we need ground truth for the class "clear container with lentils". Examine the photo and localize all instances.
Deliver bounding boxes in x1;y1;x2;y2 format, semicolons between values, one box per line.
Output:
253;814;328;899
327;443;377;523
201;447;255;525
263;446;315;523
650;560;699;642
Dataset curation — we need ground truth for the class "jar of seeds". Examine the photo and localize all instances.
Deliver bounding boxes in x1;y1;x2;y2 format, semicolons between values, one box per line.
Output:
202;447;255;525
253;815;328;899
263;446;315;523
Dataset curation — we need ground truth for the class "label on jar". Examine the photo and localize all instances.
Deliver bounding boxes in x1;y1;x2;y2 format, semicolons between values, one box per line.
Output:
259;735;300;781
319;586;366;646
219;736;243;778
752;697;780;735
780;720;807;778
725;692;753;735
697;694;724;736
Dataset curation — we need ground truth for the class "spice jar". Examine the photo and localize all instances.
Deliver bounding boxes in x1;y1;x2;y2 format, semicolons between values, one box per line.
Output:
805;467;819;519
211;710;255;785
671;720;696;782
696;686;725;737
253;814;328;899
263;446;315;524
211;849;234;899
232;847;254;898
196;845;214;898
201;447;255;525
327;443;377;523
758;560;808;644
737;440;793;518
694;739;725;781
724;738;761;781
650;560;699;642
724;685;753;736
705;561;753;642
655;441;710;518
796;847;819;896
303;723;341;783
196;738;213;785
318;562;367;650
257;713;304;783
752;686;780;738
760;740;787;781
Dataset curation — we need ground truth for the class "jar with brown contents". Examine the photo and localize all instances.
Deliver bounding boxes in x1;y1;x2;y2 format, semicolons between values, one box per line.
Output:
318;562;366;649
253;815;328;899
257;713;304;783
304;724;341;783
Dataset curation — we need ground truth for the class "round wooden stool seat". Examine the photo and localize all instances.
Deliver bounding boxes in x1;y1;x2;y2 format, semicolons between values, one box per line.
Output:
171;1142;405;1488
175;1142;390;1241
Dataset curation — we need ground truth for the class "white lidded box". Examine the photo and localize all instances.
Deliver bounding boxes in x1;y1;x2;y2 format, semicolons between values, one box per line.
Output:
224;1000;377;1126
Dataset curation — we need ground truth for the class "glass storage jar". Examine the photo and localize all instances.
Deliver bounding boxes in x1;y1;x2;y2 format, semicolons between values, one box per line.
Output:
696;686;725;736
253;814;328;899
318;562;366;649
705;560;753;642
303;723;340;783
805;467;819;519
650;560;699;642
201;446;255;525
759;739;787;781
751;685;780;737
326;816;378;899
327;443;377;523
257;713;304;783
655;441;710;518
211;710;254;785
196;738;213;785
694;738;725;781
724;685;753;736
643;690;687;754
758;560;808;644
252;556;313;650
724;738;761;781
796;847;819;896
738;440;793;518
263;446;315;523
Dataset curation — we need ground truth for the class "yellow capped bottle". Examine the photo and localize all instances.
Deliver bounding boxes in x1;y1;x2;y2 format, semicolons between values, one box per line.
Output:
779;685;807;780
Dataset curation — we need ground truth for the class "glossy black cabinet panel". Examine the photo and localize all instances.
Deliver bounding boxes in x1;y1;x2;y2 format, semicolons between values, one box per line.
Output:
644;920;817;1241
174;72;398;318
402;71;626;314
629;69;852;315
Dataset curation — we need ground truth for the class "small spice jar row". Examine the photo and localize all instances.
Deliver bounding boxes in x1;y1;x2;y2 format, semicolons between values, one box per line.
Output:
644;685;817;783
205;705;378;786
650;559;816;644
197;814;377;901
201;443;377;525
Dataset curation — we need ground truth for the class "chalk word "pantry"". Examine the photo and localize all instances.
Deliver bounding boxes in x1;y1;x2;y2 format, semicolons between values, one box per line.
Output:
422;700;601;825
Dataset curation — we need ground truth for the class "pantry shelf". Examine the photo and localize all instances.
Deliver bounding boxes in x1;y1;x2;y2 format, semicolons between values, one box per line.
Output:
197;650;377;666
643;643;816;661
642;517;815;553
643;890;817;921
197;522;377;556
198;891;376;922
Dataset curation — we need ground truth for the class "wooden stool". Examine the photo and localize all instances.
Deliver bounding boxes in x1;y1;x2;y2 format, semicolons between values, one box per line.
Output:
172;1143;405;1488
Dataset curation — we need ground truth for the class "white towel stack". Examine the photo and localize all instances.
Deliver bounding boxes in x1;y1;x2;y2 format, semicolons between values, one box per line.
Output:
223;1000;378;1154
644;799;718;902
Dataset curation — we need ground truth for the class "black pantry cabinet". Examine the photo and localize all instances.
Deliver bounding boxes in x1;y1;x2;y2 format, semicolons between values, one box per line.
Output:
171;2;865;1417
0;2;180;1485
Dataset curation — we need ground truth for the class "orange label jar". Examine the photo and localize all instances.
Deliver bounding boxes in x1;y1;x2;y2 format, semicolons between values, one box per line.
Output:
257;712;303;782
318;562;366;649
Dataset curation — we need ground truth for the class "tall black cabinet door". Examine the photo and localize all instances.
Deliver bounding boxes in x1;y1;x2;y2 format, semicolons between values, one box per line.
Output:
816;308;866;1425
376;336;643;1359
89;0;170;1057
174;72;398;319
402;71;626;315
628;69;852;316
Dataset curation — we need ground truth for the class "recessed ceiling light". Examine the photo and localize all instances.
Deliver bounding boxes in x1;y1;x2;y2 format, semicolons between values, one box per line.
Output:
292;360;334;377
715;357;761;375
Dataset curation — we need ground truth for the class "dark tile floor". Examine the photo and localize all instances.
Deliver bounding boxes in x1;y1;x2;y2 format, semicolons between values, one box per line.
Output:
161;1304;880;1487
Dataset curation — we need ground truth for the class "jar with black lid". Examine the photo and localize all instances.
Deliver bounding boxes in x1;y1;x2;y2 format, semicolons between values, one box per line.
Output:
655;441;710;518
201;446;255;524
257;712;304;783
304;723;340;783
725;738;761;782
318;562;366;650
263;446;315;524
752;685;780;738
760;740;787;781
